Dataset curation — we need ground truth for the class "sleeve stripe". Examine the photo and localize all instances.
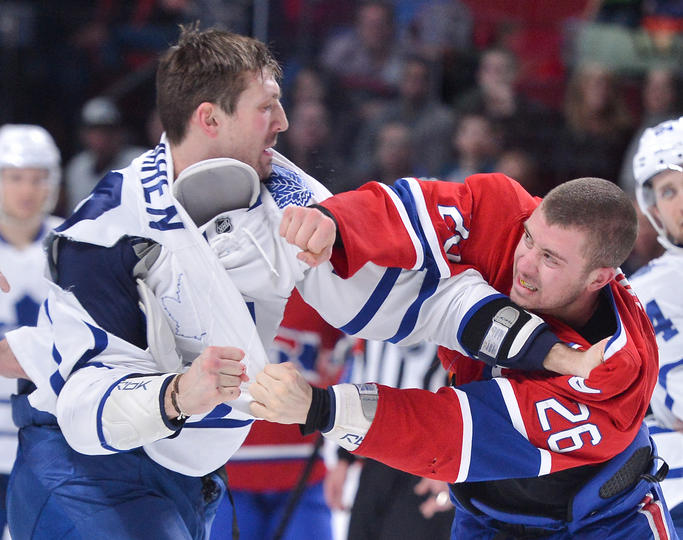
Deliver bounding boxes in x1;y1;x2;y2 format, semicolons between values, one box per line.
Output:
494;378;552;476
340;267;402;335
452;387;473;483
97;373;137;452
388;271;440;343
405;179;451;278
378;182;425;271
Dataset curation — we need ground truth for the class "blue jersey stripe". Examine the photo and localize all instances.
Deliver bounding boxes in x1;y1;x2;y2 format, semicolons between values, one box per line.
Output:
389;271;440;343
340;267;402;335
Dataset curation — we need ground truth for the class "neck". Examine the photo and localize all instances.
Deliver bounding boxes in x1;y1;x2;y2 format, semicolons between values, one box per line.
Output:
0;215;42;248
169;138;212;181
558;291;602;329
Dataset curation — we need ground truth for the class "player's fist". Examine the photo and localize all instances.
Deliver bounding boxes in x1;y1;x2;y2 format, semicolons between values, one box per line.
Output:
280;206;336;267
167;346;248;419
249;361;313;424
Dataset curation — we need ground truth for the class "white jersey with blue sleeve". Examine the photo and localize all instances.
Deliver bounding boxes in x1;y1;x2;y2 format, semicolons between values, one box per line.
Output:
630;250;683;510
7;138;278;476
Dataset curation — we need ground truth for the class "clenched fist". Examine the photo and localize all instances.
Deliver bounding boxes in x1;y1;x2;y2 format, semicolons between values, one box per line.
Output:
279;206;337;267
165;345;248;419
249;362;314;424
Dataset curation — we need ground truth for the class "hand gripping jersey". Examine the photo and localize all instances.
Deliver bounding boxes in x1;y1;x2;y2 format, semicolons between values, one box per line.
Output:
319;174;659;483
226;290;344;492
630;249;683;511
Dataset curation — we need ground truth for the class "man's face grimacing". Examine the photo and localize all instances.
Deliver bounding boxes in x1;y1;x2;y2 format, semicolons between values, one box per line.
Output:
651;169;683;246
216;70;289;180
510;207;609;325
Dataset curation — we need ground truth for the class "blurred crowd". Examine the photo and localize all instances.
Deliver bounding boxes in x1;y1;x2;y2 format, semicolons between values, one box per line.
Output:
1;0;681;267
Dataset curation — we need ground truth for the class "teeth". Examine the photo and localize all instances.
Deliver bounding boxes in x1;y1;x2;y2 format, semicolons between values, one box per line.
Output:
520;279;537;291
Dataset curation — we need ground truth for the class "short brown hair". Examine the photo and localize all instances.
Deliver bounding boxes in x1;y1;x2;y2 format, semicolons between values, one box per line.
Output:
156;25;282;144
540;177;637;269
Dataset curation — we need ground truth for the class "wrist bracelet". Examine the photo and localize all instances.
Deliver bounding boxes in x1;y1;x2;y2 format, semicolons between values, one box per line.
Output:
170;374;190;420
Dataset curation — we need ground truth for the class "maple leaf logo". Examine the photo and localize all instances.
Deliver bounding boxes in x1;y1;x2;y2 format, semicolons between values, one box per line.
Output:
161;273;207;342
266;165;313;209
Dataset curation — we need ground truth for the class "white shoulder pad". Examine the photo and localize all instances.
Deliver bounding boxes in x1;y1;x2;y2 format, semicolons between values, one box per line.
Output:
323;383;377;452
172;158;260;227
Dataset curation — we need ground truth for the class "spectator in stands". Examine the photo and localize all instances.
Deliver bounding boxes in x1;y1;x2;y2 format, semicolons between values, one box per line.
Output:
63;97;144;212
356;121;422;186
351;55;454;179
440;112;499;183
552;62;634;184
319;1;404;117
495;148;544;197
276;100;350;194
454;47;560;182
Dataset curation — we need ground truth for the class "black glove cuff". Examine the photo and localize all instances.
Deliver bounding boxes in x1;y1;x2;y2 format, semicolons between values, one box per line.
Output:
300;385;332;436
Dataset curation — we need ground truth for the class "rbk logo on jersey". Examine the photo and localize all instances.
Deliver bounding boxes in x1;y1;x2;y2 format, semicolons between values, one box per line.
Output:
117;379;152;391
339;432;364;447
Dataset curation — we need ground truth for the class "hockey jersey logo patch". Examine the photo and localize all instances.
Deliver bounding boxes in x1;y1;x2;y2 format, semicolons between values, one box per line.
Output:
266;165;313;209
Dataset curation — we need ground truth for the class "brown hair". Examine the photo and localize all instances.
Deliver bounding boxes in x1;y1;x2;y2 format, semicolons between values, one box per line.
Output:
541;177;637;269
156;25;282;144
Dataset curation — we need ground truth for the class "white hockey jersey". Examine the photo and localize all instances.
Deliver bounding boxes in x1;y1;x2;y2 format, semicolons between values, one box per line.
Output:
0;216;61;474
7;139;327;476
630;250;683;509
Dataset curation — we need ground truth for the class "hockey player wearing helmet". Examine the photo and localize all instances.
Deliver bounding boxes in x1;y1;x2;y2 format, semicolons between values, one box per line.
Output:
630;116;683;536
633;117;683;252
0;124;62;538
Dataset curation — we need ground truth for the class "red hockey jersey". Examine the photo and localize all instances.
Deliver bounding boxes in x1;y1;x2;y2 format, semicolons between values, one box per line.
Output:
320;174;658;482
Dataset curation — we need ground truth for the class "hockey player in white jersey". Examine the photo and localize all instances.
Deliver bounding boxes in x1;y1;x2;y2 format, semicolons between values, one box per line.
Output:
630;116;683;536
0;124;62;538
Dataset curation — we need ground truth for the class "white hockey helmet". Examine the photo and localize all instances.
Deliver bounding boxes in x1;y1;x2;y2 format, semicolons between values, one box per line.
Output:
632;116;683;252
0;124;62;214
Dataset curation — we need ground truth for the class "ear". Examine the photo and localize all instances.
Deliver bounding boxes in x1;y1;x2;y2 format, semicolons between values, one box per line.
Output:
193;102;220;137
585;266;615;292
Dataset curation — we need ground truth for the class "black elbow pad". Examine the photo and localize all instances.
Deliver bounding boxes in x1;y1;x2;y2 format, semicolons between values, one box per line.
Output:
460;297;559;371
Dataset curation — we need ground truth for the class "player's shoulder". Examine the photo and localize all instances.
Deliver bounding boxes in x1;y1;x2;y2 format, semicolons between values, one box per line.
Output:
630;253;683;295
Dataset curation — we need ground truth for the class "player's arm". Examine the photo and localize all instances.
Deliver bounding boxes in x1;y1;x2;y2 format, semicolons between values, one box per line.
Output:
57;343;248;454
249;358;620;482
284;175;532;281
44;237;250;454
280;182;428;277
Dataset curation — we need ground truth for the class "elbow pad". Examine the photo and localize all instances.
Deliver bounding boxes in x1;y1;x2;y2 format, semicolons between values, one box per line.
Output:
99;373;181;452
459;297;559;371
322;383;378;452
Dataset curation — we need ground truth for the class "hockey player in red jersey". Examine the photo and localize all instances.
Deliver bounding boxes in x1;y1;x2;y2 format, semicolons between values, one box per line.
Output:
251;175;677;539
